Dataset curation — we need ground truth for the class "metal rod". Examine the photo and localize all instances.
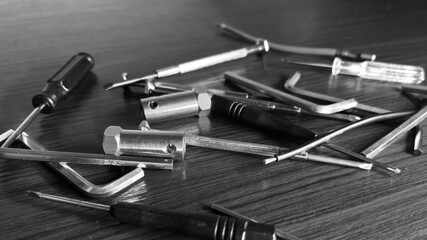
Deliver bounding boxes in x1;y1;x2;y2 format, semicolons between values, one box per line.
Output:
0;147;173;170
224;72;358;114
283;72;390;115
216;22;376;61
362;105;427;159
413;126;423;156
104;41;269;90
322;143;398;173
210;203;302;240
186;135;372;170
1;104;45;148
264;111;413;173
27;191;110;211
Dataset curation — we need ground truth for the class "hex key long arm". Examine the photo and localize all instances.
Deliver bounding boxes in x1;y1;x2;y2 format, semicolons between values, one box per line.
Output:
0;130;146;198
224;72;358;114
283;72;391;114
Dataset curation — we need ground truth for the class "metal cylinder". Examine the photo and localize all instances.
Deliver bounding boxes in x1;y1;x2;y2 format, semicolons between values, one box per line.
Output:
103;126;186;160
140;87;211;123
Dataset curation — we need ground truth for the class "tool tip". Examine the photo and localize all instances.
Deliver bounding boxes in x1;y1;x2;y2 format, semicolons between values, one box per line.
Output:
263;156;278;164
360;163;373;170
26;190;42;199
103;83;115;91
388;167;401;174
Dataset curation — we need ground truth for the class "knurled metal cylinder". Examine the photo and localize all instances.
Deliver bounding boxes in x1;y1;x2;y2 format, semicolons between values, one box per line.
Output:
103;126;186;160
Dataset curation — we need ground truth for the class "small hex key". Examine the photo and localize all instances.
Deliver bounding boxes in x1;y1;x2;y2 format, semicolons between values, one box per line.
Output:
283;72;391;115
0;130;146;198
224;72;358;114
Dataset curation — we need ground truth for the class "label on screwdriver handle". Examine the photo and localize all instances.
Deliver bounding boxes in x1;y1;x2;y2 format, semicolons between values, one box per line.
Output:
32;52;95;114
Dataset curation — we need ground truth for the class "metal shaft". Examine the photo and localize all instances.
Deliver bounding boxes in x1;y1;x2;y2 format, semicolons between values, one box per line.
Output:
104;41;269;90
362;104;427;159
185;135;372;170
1;104;45;148
265;111;414;173
0;147;173;170
27;191;110;211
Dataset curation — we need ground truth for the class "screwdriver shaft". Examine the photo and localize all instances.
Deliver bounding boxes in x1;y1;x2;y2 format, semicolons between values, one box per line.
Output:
1;104;46;148
27;191;110;211
185;135;372;170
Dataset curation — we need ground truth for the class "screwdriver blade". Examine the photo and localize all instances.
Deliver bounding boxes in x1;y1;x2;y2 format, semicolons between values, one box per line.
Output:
1;104;45;148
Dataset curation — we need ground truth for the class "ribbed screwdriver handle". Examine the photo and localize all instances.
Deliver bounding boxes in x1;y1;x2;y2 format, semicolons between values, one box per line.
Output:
32;52;95;113
111;202;276;240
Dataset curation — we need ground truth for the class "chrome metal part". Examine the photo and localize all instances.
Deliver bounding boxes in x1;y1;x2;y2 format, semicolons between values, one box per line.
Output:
140;79;250;99
104;40;269;90
222;95;361;122
413;126;423;156
224;72;358;114
283;72;390;114
362;105;427;159
103;126;186;160
140;86;212;123
1;105;46;148
102;126;373;170
0;130;146;198
27;191;110;211
265;111;413;173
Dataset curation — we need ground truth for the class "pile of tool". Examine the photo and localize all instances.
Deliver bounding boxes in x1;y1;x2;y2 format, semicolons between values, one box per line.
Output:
1;23;426;240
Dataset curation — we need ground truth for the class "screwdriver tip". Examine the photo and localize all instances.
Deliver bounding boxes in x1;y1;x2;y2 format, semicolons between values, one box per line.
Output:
263;156;277;164
388;167;401;174
26;190;42;199
103;83;115;91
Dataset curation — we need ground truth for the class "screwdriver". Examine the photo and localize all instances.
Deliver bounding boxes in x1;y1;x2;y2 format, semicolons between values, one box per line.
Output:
283;57;425;84
104;40;269;90
1;53;95;148
27;191;277;240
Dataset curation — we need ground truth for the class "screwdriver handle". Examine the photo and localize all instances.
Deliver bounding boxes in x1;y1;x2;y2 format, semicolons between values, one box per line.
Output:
111;202;276;240
32;52;95;114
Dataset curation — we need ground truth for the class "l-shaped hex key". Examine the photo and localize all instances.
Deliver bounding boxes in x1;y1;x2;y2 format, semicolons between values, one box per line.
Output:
0;130;145;198
224;72;358;114
284;72;390;114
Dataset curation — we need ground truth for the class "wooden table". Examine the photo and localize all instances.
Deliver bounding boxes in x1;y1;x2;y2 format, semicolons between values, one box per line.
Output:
1;1;427;239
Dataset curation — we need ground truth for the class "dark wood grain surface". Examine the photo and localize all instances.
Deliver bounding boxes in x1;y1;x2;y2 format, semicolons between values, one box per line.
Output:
1;1;427;239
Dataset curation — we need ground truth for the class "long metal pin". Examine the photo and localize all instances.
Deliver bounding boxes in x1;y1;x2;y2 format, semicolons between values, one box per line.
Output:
264;111;413;173
27;191;110;211
185;135;372;170
0;147;173;170
210;204;302;240
1;104;46;148
104;41;269;90
362;104;427;159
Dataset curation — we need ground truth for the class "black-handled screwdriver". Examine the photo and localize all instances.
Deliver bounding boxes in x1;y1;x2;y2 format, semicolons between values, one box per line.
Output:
1;53;95;148
211;95;317;143
27;191;276;240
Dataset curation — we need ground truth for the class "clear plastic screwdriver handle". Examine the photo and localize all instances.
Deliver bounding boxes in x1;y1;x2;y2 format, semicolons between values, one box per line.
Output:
332;57;425;84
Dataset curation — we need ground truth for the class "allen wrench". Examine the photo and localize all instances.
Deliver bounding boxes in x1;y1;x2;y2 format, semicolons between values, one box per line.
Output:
224;72;358;114
283;72;391;115
0;130;146;198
